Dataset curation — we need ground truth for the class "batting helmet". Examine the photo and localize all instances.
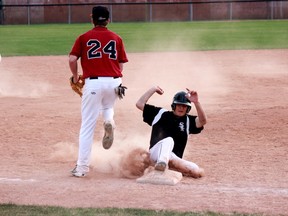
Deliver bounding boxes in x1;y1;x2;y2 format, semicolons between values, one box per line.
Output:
171;91;191;113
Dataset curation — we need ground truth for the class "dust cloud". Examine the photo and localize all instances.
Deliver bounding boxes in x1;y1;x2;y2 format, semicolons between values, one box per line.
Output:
0;57;51;98
51;134;151;178
0;78;51;98
124;51;230;109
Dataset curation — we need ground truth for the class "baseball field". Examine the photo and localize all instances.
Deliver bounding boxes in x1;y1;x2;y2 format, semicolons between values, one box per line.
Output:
0;21;287;215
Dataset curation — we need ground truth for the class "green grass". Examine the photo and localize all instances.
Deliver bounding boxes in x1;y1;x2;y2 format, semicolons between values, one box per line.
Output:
0;20;287;56
0;203;259;216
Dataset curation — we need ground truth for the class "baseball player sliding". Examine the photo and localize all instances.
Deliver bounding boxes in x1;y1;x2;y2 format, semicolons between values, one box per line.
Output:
136;86;207;178
69;6;128;177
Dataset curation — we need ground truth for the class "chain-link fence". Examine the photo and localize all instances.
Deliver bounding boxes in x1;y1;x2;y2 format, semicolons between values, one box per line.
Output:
1;0;288;25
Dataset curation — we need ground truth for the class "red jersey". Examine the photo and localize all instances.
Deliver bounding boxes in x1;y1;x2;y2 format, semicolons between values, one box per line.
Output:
70;26;128;79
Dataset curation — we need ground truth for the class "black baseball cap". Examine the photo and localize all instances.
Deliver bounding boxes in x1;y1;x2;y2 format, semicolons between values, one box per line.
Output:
92;6;109;21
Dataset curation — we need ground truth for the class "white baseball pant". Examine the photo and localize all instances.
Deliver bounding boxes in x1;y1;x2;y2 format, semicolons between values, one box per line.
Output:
77;77;122;168
149;137;200;171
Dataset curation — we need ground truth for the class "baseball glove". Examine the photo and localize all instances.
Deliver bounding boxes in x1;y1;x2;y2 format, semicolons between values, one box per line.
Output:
115;84;127;99
69;75;85;97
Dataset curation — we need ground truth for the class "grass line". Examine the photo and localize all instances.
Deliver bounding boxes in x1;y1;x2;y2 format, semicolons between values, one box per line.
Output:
0;20;287;56
0;203;255;216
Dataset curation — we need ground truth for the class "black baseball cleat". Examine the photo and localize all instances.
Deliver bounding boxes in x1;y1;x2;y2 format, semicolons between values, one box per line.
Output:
154;161;167;171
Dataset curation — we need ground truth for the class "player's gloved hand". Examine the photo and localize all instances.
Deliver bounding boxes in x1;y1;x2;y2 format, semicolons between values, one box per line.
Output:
69;75;85;97
115;84;127;99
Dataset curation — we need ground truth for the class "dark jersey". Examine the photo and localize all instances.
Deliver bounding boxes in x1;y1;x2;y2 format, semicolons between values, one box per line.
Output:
142;104;203;158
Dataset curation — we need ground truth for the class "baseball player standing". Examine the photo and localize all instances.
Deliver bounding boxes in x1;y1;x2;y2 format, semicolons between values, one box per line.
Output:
136;86;207;178
69;6;128;177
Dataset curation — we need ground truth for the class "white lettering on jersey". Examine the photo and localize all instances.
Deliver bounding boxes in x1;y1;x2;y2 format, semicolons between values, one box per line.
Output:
179;122;185;132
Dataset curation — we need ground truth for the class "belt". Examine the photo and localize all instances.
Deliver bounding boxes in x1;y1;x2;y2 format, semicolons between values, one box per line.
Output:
89;76;120;79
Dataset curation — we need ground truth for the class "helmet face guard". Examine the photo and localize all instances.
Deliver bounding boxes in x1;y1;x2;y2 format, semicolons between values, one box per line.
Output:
171;91;191;113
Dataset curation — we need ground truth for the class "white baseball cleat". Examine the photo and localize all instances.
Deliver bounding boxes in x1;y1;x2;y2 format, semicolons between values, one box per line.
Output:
102;122;114;149
71;165;88;177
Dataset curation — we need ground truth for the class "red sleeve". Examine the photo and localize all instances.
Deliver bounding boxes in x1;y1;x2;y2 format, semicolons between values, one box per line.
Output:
118;38;128;63
69;36;82;58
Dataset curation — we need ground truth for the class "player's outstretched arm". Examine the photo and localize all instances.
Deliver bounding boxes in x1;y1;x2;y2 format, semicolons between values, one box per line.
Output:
136;86;164;111
186;88;207;128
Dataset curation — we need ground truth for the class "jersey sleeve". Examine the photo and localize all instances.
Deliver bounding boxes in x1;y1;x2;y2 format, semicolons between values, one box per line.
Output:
69;36;82;58
117;38;128;63
143;104;162;126
188;115;204;134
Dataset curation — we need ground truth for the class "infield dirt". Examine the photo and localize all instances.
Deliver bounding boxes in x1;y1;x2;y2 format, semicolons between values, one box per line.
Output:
0;50;287;215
